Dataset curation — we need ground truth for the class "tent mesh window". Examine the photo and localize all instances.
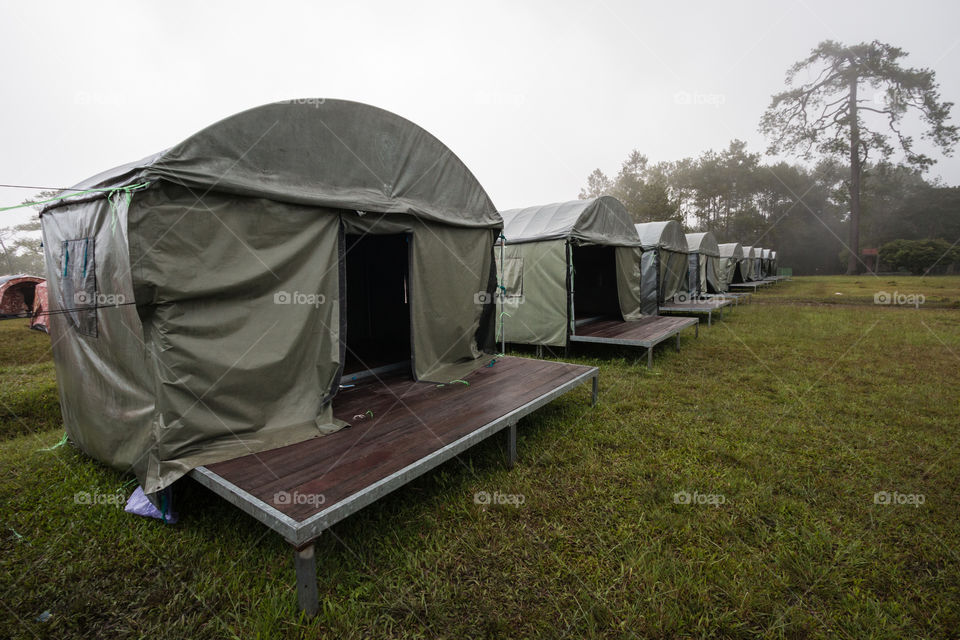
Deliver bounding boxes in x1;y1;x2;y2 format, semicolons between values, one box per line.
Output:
343;233;412;375
60;238;97;337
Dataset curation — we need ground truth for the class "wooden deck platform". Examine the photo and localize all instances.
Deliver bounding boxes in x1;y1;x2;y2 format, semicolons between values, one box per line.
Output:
189;356;598;614
707;291;751;305
659;298;734;326
570;316;698;367
729;280;771;291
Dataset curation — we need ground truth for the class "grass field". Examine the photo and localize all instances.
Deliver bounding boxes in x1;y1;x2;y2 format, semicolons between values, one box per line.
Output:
1;276;959;639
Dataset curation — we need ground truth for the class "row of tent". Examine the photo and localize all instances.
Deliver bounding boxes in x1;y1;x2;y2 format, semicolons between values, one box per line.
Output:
495;196;777;347
36;99;778;497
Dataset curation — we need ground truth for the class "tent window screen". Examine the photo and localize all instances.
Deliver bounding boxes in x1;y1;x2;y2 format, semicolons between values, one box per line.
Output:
60;238;97;337
500;257;523;298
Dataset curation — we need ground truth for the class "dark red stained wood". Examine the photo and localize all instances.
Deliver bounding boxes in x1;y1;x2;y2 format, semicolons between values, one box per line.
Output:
574;316;695;341
205;356;593;522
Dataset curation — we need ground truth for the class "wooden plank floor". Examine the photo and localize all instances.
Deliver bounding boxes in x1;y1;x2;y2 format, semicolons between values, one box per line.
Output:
205;356;593;523
572;316;697;343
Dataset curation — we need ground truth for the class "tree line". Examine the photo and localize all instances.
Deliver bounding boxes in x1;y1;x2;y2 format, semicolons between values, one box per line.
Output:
580;141;960;274
582;39;958;275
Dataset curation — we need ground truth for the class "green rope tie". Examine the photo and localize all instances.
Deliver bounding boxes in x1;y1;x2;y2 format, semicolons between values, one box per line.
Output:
38;432;68;451
0;182;152;212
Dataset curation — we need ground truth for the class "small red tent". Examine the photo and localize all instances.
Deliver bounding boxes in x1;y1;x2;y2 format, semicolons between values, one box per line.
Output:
0;275;47;331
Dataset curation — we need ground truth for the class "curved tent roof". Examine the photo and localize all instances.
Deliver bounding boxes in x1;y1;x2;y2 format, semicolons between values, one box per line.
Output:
685;232;719;257
634;221;688;252
742;246;757;259
718;242;743;259
43;99;499;229
0;274;44;287
762;249;772;260
500;196;640;246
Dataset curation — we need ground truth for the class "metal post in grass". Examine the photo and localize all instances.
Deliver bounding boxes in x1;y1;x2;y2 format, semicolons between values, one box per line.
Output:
295;541;319;616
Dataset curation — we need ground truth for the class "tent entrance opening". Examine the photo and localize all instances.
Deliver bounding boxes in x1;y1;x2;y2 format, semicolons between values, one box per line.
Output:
343;233;412;376
571;244;620;322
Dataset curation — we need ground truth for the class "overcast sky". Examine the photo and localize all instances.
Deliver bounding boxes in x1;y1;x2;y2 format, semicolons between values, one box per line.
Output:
2;0;959;227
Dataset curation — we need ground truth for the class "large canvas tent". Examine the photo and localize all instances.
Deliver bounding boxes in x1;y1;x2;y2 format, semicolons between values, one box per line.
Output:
717;243;745;287
41;101;604;615
40;99;510;497
496;197;645;347
755;248;767;279
684;232;721;295
634;221;689;315
741;246;759;281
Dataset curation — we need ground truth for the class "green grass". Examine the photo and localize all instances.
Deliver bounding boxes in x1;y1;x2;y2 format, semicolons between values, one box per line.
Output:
760;274;960;308
2;278;959;638
0;320;60;441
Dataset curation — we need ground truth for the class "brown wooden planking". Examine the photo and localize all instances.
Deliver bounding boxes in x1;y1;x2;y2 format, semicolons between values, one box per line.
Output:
205;356;592;522
248;358;571;502
280;367;578;520
574;317;694;341
207;357;562;490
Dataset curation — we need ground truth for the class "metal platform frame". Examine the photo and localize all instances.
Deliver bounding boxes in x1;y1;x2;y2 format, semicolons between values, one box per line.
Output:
189;364;599;615
569;317;699;368
658;298;734;327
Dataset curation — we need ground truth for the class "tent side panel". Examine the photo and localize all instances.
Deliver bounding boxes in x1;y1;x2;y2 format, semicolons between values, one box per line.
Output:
41;196;155;478
409;223;497;381
128;185;345;493
705;255;721;293
615;246;645;321
660;250;689;302
687;253;698;295
639;249;659;316
497;241;568;347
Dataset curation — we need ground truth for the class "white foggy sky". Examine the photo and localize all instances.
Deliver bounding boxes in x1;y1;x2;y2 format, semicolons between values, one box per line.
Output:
2;0;959;227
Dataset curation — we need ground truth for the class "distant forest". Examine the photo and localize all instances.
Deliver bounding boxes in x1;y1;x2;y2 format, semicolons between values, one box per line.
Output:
579;141;960;274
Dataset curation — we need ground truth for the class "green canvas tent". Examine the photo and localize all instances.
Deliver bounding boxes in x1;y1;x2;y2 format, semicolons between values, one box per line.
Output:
39;99;503;497
496;197;645;347
634;221;690;314
741;245;759;281
717;242;745;287
685;232;721;296
754;248;767;279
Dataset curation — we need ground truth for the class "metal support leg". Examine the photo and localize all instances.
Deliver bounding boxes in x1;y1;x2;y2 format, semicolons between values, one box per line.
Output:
295;542;319;617
695;322;700;338
675;332;680;352
591;375;599;406
535;344;543;358
707;311;712;327
647;347;653;369
505;423;517;469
